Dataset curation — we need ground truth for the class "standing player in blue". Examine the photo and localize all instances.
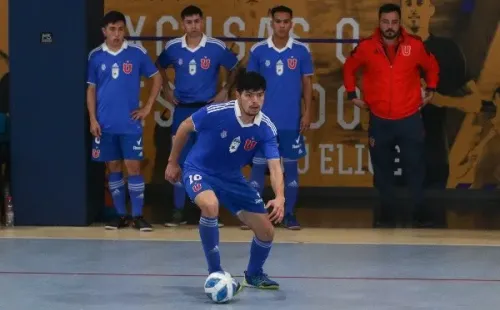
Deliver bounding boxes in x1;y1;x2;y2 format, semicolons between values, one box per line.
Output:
246;5;314;230
156;5;239;227
87;11;162;231
165;70;284;290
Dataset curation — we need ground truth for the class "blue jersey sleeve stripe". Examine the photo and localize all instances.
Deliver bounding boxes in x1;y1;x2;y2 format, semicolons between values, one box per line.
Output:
129;43;148;54
206;105;234;114
292;39;311;53
87;46;102;60
164;38;182;51
261;115;278;136
229;60;240;71
148;70;159;78
206;101;235;111
206;37;227;50
206;101;235;107
250;40;267;53
207;106;233;113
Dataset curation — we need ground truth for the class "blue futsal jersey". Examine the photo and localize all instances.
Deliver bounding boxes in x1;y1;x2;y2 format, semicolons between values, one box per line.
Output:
87;41;159;134
247;37;314;131
157;34;238;104
183;101;280;179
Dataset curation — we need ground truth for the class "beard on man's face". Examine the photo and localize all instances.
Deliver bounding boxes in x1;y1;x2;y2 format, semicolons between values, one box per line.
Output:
382;28;399;39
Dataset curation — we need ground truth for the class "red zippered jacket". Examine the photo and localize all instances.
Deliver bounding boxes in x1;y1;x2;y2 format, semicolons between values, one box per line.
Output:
343;27;439;120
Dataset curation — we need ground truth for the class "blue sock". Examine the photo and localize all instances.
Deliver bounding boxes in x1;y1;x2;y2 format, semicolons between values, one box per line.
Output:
128;175;145;217
173;181;186;210
108;172;127;216
250;157;267;194
199;216;222;274
284;159;299;215
246;236;272;276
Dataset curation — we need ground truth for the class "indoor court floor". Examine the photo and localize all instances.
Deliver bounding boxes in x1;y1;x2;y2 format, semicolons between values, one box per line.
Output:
1;226;500;309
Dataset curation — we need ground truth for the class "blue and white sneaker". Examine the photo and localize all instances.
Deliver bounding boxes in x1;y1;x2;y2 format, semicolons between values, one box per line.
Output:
243;270;280;290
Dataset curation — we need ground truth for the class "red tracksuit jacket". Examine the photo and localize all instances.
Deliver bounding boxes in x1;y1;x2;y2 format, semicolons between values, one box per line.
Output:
343;27;439;120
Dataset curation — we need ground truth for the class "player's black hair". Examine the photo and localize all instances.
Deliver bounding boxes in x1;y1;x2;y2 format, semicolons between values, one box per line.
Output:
101;11;126;28
236;69;266;93
379;3;401;19
181;5;203;19
269;5;293;18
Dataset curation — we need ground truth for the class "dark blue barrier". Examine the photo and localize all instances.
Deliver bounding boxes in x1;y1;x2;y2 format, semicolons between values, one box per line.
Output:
9;0;104;226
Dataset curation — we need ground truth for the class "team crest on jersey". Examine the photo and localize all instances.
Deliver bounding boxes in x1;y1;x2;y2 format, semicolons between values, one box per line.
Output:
201;57;211;70
220;130;227;138
178;58;183;66
101;64;106;71
92;148;100;158
192;183;202;192
287;57;297;70
244;138;257;151
123;61;133;74
265;60;270;67
229;136;241;153
276;60;284;76
189;59;196;76
401;45;411;56
112;63;119;79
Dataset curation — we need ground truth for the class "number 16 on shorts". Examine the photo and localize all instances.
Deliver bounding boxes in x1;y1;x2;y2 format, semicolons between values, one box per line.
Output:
189;173;203;193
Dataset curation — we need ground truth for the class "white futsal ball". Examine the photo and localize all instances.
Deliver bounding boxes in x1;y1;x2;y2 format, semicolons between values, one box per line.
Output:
204;271;238;303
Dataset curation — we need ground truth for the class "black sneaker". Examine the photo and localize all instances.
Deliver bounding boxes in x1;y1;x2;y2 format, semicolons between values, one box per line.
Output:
165;209;187;227
105;216;129;230
281;214;301;230
132;216;153;232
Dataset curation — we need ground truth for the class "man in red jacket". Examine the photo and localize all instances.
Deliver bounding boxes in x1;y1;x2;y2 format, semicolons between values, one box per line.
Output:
343;3;439;227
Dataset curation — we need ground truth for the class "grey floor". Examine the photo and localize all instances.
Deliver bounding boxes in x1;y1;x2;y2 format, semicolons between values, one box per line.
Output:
0;238;499;309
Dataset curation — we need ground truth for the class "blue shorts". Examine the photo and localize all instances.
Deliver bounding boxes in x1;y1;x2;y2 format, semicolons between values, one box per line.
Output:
172;105;205;165
183;168;266;215
172;105;204;134
91;133;143;162
176;133;196;167
254;130;306;160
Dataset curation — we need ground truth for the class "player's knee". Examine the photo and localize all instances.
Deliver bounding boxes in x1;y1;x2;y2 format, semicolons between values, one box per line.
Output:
201;201;219;218
195;191;219;218
254;220;274;242
107;161;122;172
124;160;141;175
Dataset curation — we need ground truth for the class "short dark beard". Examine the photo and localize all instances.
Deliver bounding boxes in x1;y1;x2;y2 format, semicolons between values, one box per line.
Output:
382;29;400;40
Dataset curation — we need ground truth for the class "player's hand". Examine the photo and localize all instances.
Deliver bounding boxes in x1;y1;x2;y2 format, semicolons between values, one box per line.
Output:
131;106;152;121
300;113;311;133
208;88;229;104
90;119;101;137
165;162;182;184
163;87;179;105
422;90;434;107
352;98;367;109
266;196;285;224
